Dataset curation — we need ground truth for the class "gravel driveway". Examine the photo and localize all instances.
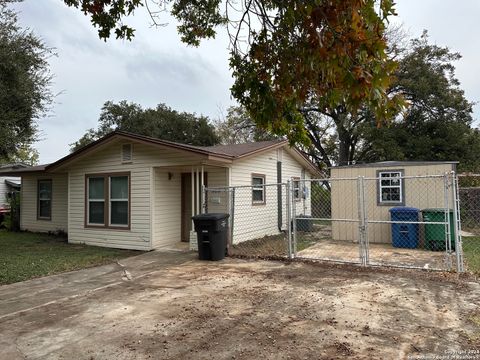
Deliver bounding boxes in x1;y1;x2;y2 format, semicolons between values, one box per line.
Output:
0;251;479;360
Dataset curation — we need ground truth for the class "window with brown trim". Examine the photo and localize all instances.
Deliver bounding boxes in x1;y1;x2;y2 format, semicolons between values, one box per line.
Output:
85;172;130;229
252;174;266;205
37;179;52;220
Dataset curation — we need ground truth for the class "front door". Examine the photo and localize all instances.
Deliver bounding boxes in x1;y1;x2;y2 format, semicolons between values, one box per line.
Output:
181;172;208;242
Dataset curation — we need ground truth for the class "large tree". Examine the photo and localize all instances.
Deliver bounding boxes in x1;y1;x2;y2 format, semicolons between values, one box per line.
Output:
296;32;477;171
71;100;219;151
0;0;53;162
215;106;277;145
63;0;399;146
356;33;477;171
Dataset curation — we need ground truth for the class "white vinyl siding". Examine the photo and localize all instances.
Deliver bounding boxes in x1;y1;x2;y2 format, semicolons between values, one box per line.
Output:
0;178;6;207
229;147;312;244
20;173;68;233
152;166;228;248
203;166;229;214
153;168;181;248
67;140;204;250
0;177;20;207
282;150;312;216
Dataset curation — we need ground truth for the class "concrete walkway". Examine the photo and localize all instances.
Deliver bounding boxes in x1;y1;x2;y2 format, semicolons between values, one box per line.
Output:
0;250;196;320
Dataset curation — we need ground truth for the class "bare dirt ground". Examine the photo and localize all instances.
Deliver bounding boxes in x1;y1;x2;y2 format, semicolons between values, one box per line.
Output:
1;253;480;360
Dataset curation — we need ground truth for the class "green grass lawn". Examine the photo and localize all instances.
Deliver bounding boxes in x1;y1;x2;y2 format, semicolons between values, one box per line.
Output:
0;230;142;285
463;236;480;274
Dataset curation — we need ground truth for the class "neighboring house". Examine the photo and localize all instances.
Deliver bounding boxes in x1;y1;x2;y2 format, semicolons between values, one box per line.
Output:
0;164;24;208
330;161;457;244
0;131;319;250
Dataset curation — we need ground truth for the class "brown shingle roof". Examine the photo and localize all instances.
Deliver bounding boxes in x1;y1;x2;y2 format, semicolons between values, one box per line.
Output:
0;164;48;176
0;131;318;175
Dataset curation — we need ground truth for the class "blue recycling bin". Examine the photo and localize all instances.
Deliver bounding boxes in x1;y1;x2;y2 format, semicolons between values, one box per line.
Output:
389;207;420;249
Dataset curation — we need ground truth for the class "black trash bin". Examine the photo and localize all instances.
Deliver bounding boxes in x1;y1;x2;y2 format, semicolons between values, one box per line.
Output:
192;213;230;261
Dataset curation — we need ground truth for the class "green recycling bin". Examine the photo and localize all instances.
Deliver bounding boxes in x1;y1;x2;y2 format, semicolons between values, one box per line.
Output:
422;209;455;251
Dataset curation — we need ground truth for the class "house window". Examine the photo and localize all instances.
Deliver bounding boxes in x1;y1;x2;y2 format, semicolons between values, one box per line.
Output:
110;176;129;226
293;178;301;201
252;174;266;205
378;171;404;205
88;177;106;225
37;179;52;220
86;173;130;228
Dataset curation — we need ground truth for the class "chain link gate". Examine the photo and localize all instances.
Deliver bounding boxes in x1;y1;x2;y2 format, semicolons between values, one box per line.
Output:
204;183;292;259
204;173;467;272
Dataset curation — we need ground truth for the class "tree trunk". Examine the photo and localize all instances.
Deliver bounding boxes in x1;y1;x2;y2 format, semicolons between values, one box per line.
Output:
337;129;351;166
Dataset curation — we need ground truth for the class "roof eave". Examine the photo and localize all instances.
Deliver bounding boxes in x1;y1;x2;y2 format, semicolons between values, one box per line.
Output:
233;140;289;160
46;131;235;172
330;161;460;170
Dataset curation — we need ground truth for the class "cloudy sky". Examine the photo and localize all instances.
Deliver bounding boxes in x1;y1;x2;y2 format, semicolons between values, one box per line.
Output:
13;0;480;163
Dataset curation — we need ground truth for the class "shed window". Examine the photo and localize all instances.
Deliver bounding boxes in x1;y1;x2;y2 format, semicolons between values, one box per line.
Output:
86;173;130;228
378;171;403;204
252;174;266;204
37;179;52;220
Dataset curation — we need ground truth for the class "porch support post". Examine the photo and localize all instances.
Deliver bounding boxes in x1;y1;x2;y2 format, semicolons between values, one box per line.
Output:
196;167;200;215
191;167;194;228
201;165;205;214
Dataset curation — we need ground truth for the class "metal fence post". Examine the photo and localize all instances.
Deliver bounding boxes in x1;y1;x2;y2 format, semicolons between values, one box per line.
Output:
291;178;298;257
357;176;367;266
286;180;292;259
229;187;235;253
362;177;369;266
451;172;465;272
443;173;453;270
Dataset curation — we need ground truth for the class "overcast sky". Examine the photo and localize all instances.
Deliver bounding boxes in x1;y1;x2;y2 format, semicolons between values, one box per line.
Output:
13;0;480;164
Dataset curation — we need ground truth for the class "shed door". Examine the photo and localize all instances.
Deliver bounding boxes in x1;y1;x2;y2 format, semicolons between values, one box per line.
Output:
181;172;208;242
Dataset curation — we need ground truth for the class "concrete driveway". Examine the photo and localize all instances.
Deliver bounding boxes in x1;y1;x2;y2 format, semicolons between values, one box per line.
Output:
0;251;479;359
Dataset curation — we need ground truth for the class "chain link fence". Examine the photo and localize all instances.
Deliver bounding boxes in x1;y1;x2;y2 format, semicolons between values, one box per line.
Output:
204;183;290;258
361;174;459;270
204;173;479;274
293;178;362;265
458;174;480;274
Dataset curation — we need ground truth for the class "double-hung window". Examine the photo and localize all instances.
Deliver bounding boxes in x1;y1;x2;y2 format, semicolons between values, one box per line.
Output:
378;171;404;205
37;179;52;220
252;174;266;205
87;177;106;225
110;176;129;226
86;173;130;228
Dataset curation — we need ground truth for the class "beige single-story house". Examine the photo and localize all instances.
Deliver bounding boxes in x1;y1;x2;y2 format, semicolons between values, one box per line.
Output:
0;131;319;250
330;161;457;243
